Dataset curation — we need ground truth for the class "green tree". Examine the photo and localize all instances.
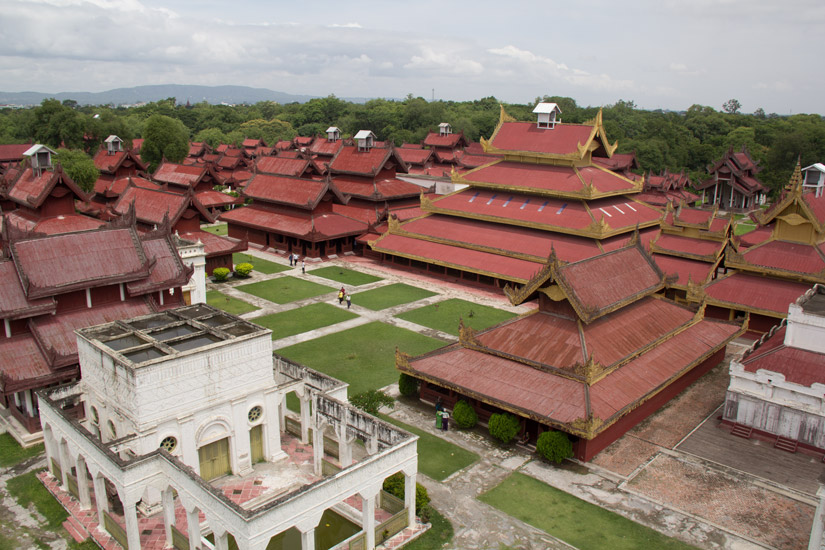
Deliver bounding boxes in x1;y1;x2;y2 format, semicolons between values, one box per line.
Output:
55;148;99;193
536;431;573;463
451;400;477;429
194;127;226;149
488;412;520;445
349;390;394;415
398;373;419;397
141;114;190;171
722;98;742;114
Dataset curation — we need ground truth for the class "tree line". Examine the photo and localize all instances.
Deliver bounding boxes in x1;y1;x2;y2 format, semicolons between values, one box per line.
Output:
1;94;823;194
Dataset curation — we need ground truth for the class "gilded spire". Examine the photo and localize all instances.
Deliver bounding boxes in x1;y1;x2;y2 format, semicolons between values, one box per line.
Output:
787;157;803;194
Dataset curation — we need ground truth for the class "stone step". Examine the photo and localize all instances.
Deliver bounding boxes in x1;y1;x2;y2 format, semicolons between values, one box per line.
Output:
730;423;753;439
62;516;89;543
774;435;798;453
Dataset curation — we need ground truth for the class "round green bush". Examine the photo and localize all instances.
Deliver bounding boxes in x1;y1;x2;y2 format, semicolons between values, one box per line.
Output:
382;472;430;515
234;262;254;277
212;267;230;282
452;399;477;429
488;412;520;445
398;373;419;397
536;430;573;463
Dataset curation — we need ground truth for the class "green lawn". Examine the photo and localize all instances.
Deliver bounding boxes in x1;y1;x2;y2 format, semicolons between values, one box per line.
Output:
479;472;698;550
404;507;453;550
734;222;757;235
201;223;228;236
0;433;44;468
6;471;68;529
351;283;436;311
380;414;478;481
277;322;444;396
396;298;517;336
254;303;358;340
206;290;260;315
309;266;383;287
232;253;289;275
237;276;335;304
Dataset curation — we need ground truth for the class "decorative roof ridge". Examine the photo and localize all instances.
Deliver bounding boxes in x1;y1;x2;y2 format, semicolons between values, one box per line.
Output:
740;318;788;363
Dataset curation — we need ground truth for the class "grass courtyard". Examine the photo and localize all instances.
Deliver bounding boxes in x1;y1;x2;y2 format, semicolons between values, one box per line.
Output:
232;253;290;275
309;265;383;287
479;472;698;550
0;433;43;467
396;298;518;336
201;223;228;236
276;321;444;396
351;283;436;311
254;303;358;340
380;414;478;481
237;276;335;304
206;290;260;315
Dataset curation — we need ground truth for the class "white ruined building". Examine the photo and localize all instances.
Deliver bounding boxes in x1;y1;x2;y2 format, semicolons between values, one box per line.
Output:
39;304;420;550
724;284;825;453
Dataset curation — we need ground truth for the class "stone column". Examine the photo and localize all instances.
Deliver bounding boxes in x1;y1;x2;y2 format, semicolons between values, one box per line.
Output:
264;390;286;461
312;419;326;476
162;487;175;549
232;398;253;476
213;530;230;550
58;440;70;489
300;528;315;550
121;493;142;550
179;416;198;472
92;473;109;529
361;487;378;550
76;456;91;509
299;391;311;444
405;471;417;529
187;508;201;550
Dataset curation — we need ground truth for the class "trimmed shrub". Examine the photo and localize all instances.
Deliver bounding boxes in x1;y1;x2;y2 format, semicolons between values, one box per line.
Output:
536;430;573;463
398;373;419;397
488;412;520;445
234;262;254;277
383;472;430;515
452;399;477;429
350;390;394;415
212;267;230;282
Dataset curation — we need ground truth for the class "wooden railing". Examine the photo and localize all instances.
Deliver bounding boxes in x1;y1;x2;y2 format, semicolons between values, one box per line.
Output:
284;416;340;459
50;458;62;479
66;472;79;499
171;525;190;550
380;490;404;515
376;509;408;545
103;511;128;549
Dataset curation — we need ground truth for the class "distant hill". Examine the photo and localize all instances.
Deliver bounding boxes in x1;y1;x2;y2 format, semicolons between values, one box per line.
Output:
0;85;371;107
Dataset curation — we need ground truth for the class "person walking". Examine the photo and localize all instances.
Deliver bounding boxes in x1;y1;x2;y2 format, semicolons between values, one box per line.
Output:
289;253;293;267
346;293;352;309
338;287;345;305
301;259;305;274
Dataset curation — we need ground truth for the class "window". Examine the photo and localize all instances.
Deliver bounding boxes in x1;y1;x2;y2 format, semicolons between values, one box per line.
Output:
107;420;117;439
248;406;263;423
90;406;99;425
160;436;178;453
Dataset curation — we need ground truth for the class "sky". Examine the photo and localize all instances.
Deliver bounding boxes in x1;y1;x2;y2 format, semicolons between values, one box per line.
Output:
1;0;822;114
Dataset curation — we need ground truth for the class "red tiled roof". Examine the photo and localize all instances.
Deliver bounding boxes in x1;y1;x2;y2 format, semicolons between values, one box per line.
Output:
434;151;457;163
294;136;314;147
423;132;466;149
333;175;421;200
221;205;367;240
674;208;713;226
462;161;635;195
704;272;811;315
243;174;329;208
330;202;382;225
179;229;246;258
741;326;825;386
389;206;426;221
653;254;716;286
153;162;204;186
32;215;105;235
195;189;238;209
371;233;541;282
742;240;825;275
0;333;53;389
29;299;153;367
0;144;31;163
0;260;55;319
457;152;497;169
127;235;191;295
592;152;638;172
397;148;433;165
556;246;662;318
653;233;725;259
398;214;602;263
804;190;825;225
113;186;188;226
8;167;88;208
600;227;659;252
330;145;401;176
490;121;594;156
737;226;771;249
11;227;149;298
256;156;310;177
92;149;146;174
309;139;343;157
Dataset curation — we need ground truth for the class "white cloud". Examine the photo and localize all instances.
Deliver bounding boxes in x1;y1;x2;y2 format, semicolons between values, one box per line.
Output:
328;22;362;28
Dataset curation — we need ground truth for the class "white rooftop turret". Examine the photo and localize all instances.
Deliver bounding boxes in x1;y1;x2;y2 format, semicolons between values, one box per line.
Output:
533;102;562;129
354;130;376;152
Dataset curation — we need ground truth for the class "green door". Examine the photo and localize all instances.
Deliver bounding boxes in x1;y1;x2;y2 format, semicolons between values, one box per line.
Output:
198;438;231;481
250;425;264;463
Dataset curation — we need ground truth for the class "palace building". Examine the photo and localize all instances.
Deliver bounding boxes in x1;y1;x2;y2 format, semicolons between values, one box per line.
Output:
369;104;662;287
694;146;768;211
398;241;743;461
39;305;421;550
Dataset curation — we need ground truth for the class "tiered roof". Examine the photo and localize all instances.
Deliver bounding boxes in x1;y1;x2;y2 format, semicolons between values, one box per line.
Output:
371;105;662;283
694;146;768;197
399;243;742;443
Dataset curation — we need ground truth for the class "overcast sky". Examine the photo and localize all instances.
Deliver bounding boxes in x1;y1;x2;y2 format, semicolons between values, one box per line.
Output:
1;0;822;114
